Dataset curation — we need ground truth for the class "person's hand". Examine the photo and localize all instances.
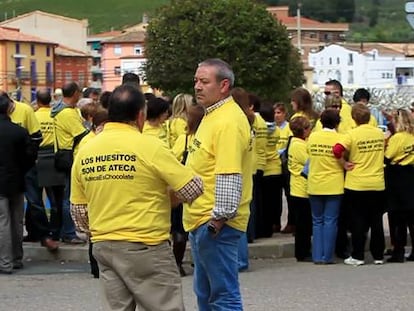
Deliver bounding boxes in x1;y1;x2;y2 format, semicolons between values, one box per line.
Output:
208;218;226;236
344;161;355;171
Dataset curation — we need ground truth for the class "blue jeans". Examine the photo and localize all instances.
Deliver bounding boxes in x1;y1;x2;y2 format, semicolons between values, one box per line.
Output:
237;232;249;271
189;223;243;311
62;173;77;239
309;195;342;263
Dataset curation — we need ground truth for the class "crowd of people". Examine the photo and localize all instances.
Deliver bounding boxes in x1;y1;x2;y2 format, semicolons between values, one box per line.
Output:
1;58;414;310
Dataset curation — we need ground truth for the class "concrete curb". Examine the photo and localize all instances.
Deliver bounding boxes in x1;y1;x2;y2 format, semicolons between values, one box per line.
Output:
23;235;296;263
23;234;392;263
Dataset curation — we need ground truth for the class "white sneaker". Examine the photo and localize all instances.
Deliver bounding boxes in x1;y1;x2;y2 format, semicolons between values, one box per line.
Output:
344;256;365;266
374;260;384;265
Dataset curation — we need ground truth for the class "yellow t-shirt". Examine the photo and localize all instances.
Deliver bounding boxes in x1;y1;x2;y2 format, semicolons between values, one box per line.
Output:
307;130;345;195
10;101;40;135
184;99;252;232
288;137;308;198
172;133;193;163
71;122;194;244
276;121;292;151
169;117;187;149
263;125;282;176
290;111;317;130
253;113;267;172
339;124;385;191
78;131;96;151
385;132;414;165
143;121;169;146
35;107;54;148
53;107;87;156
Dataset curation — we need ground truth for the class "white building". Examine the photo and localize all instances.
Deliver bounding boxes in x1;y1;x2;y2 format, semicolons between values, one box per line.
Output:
309;44;414;89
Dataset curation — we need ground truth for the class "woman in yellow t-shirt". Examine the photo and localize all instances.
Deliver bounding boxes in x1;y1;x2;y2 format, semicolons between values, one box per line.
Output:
260;100;283;237
142;97;170;145
384;109;414;263
171;103;205;276
333;103;385;266
307;109;344;264
290;87;319;130
169;94;193;148
288;116;312;261
274;103;295;234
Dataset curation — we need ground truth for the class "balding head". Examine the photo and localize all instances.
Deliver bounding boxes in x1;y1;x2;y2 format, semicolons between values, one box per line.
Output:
36;88;51;107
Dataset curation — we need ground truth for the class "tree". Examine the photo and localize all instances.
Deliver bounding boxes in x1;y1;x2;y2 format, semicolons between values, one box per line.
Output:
144;0;304;100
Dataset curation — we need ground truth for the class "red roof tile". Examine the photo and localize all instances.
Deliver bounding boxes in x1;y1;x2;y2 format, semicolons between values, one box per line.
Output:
0;26;56;44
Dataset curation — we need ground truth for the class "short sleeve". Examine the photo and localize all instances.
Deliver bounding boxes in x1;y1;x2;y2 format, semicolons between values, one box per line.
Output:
385;134;399;160
151;144;194;191
214;123;246;174
338;132;352;150
70;154;88;204
26;106;41;135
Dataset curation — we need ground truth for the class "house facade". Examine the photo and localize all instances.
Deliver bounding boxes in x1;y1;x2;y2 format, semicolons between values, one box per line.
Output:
0;26;55;102
101;31;147;91
55;46;92;89
0;10;88;53
308;43;414;89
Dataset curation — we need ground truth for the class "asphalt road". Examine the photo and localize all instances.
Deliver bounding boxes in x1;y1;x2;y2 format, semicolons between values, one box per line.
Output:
1;258;413;311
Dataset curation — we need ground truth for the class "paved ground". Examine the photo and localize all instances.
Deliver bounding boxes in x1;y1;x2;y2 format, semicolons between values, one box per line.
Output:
1;258;414;311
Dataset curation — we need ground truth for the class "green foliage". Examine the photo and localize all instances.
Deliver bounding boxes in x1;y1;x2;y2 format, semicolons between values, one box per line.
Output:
145;0;303;100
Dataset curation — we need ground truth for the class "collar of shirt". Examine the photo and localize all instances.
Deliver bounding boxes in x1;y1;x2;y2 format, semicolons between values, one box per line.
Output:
322;128;337;132
278;120;288;129
205;96;232;115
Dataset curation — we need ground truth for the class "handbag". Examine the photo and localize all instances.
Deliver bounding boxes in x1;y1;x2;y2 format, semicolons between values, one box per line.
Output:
53;118;74;173
54;149;73;173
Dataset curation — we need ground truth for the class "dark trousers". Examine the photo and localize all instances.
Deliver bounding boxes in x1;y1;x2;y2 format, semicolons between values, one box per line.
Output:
24;166;64;241
261;174;283;237
335;194;351;258
388;210;414;257
282;174;294;226
346;189;385;261
254;172;265;238
291;196;312;260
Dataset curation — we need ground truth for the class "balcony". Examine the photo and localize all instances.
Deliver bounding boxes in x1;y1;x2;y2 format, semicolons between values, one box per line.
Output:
13;53;27;59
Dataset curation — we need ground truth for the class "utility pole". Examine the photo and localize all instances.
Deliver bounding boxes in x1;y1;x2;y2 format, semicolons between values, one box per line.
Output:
297;2;302;53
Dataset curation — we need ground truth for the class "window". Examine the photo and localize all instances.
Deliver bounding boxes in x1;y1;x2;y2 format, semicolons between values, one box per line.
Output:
382;73;386;79
31;87;36;102
46;46;51;57
336;57;340;65
329;57;332;65
16;58;22;78
78;72;85;86
348;53;353;66
30;44;35;56
65;71;72;82
30;60;37;83
56;70;62;82
348;70;354;84
46;62;53;83
114;66;121;75
15;43;20;54
134;44;144;56
114;44;122;55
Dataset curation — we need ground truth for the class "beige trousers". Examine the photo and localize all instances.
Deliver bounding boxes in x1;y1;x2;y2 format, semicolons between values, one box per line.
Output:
93;240;185;311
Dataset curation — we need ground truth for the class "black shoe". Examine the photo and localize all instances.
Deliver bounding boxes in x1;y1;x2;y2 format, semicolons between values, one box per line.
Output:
297;256;313;262
23;235;39;242
13;262;23;269
0;270;12;275
384;248;393;256
178;265;186;277
406;253;414;261
387;256;405;263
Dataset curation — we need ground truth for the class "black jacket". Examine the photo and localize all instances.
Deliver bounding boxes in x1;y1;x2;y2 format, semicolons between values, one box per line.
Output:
0;114;37;196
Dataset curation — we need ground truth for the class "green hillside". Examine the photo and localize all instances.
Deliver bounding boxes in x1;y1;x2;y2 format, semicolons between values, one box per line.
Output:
0;0;169;34
0;0;412;41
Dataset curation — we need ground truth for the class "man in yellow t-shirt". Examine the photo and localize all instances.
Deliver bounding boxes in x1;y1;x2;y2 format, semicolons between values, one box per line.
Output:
71;85;202;310
185;59;252;310
25;89;64;251
333;103;385;266
51;82;88;244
